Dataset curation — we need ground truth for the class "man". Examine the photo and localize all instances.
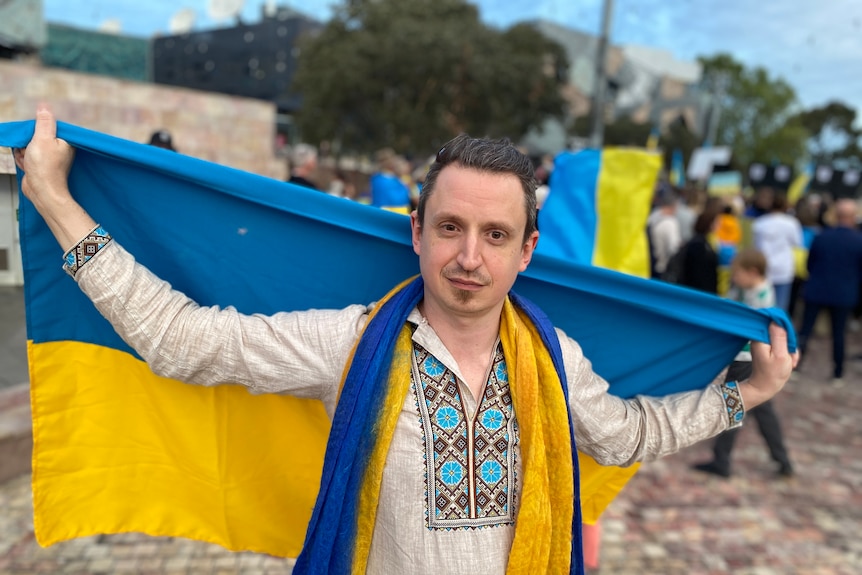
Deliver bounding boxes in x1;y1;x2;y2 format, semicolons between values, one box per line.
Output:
752;192;803;312
15;108;795;574
647;185;682;279
797;198;862;384
288;142;319;190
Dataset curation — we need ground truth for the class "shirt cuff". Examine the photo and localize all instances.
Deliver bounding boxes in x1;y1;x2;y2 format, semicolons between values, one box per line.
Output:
62;225;113;278
720;380;745;429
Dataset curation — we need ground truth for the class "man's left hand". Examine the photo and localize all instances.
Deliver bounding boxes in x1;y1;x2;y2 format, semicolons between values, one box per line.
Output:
743;323;799;408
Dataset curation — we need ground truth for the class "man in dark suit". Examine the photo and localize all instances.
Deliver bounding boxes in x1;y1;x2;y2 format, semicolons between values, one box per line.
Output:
797;199;862;384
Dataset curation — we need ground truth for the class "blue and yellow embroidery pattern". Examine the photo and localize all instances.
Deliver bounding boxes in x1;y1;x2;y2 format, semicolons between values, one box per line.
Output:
413;342;518;530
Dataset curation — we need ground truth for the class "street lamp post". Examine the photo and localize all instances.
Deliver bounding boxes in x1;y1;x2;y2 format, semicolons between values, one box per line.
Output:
589;0;614;149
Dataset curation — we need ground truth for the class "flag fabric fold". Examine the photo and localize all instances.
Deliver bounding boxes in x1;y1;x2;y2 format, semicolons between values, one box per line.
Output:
0;120;795;557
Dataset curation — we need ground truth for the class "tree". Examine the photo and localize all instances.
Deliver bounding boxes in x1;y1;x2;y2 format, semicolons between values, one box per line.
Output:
699;54;806;167
659;115;700;170
292;0;568;156
571;115;652;148
790;101;861;163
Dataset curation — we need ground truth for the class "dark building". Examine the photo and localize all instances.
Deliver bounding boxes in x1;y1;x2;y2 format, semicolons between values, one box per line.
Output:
151;6;322;144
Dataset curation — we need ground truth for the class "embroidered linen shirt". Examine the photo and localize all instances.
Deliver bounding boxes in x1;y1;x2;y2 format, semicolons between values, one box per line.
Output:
76;242;738;575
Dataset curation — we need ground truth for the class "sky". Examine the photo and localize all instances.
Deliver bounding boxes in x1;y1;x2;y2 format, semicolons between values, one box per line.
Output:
43;0;862;114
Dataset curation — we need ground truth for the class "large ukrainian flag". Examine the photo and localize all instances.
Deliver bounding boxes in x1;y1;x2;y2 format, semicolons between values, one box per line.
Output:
1;120;794;557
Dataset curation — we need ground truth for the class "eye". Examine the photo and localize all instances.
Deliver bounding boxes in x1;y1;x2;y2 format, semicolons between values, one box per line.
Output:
440;223;458;233
488;230;506;241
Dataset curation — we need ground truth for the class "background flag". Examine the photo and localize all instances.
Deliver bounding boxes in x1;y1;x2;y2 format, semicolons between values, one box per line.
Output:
669;149;686;187
536;148;660;278
1;120;794;556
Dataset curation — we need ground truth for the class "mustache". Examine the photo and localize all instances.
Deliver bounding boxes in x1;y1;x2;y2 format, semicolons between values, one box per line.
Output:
442;266;491;286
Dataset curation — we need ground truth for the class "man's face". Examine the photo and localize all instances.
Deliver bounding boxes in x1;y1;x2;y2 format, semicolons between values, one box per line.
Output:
411;164;538;321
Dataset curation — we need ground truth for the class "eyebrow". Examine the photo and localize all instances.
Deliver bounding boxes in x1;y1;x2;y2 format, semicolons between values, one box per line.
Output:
431;211;518;235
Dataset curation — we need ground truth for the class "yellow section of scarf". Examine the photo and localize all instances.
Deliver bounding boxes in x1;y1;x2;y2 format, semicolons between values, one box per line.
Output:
500;298;574;574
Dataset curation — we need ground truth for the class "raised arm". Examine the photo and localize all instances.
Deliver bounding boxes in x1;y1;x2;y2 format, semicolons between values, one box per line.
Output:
13;107;96;251
13;107;367;415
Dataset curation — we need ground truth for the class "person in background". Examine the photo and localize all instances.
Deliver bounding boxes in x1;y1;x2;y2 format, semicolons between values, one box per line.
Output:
788;195;823;321
693;248;795;478
797;199;862;385
752;193;803;312
148;130;176;152
534;163;551;210
648;186;682;279
327;170;356;199
678;210;720;294
745;187;774;219
287;143;319;191
675;186;697;244
370;148;412;213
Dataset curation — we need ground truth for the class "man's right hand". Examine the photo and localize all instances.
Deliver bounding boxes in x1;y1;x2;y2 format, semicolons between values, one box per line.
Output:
13;106;98;252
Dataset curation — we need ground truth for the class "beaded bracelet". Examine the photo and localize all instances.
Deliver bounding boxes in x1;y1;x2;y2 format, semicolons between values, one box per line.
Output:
720;380;745;428
62;225;113;278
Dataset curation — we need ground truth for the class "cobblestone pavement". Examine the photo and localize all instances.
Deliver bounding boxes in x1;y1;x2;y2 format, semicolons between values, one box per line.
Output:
1;329;861;574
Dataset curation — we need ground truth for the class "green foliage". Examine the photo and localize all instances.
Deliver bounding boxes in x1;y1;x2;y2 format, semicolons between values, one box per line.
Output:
659;116;700;168
790;101;861;163
292;0;568;156
699;53;806;166
571;115;653;148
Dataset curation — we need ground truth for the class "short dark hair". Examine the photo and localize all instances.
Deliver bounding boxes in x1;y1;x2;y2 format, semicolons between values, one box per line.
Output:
732;248;767;276
694;210;717;236
417;134;538;241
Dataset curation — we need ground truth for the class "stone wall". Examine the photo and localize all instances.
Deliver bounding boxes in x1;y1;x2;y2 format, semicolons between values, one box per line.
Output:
0;59;286;179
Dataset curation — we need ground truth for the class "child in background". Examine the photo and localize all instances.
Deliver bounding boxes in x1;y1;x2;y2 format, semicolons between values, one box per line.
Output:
692;248;795;478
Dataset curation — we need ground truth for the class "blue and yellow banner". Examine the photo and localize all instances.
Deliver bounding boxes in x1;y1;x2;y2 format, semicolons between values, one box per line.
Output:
1;120;794;556
669;149;686;187
536;148;660;278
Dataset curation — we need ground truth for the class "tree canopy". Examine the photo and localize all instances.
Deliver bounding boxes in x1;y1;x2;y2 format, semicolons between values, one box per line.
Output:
698;53;806;167
790;101;861;164
292;0;568;156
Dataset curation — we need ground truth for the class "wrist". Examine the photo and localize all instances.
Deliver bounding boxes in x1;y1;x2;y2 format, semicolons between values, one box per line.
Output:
62;224;113;278
719;379;746;429
738;377;770;410
36;196;99;252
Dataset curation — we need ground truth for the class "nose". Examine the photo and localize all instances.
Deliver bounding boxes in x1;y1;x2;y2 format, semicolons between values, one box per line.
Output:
456;233;482;271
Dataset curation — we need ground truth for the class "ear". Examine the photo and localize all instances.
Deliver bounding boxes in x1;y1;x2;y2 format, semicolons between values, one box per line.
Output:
410;211;422;256
519;230;539;272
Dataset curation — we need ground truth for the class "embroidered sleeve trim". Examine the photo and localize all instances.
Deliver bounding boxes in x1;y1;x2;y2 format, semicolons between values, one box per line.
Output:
62;225;113;278
721;380;745;429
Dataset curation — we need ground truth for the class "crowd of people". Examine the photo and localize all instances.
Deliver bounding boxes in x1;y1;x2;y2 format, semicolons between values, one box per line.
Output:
281;141;425;212
641;178;862;485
